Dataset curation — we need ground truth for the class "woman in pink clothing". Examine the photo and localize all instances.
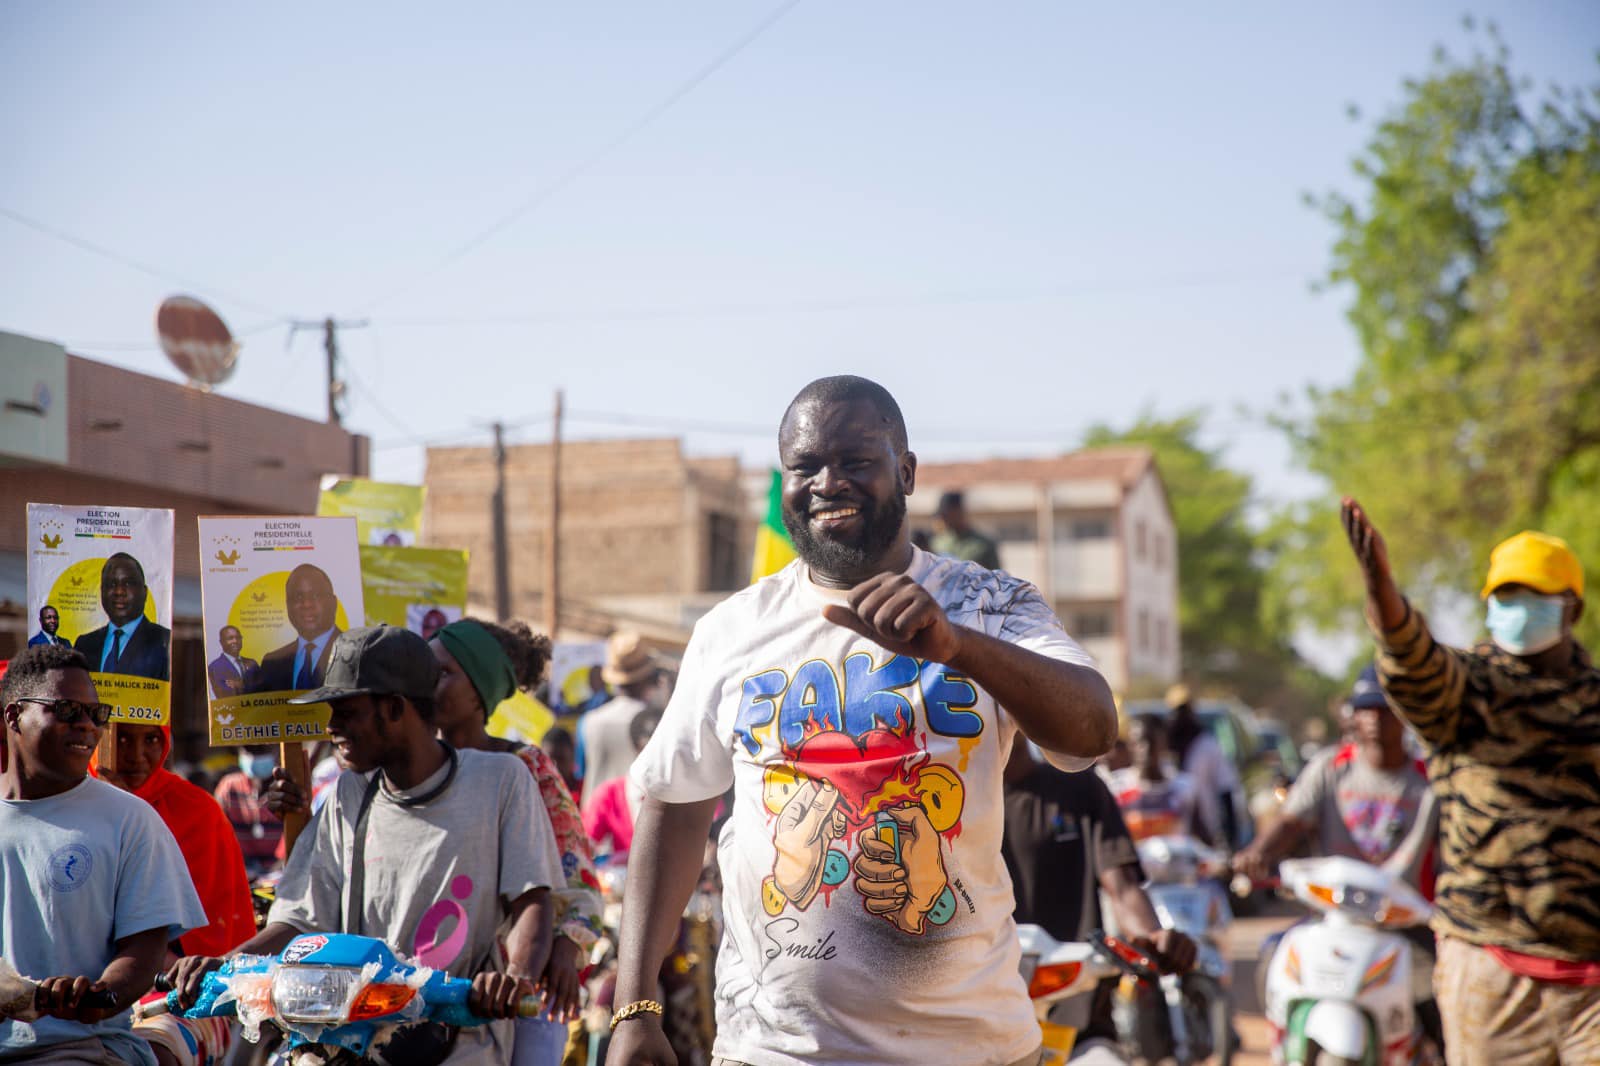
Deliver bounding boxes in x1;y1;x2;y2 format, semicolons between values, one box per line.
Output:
581;708;660;859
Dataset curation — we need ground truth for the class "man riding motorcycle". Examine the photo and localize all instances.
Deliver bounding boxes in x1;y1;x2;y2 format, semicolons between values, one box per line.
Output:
1106;714;1211;847
1004;740;1197;1064
1234;667;1441;1043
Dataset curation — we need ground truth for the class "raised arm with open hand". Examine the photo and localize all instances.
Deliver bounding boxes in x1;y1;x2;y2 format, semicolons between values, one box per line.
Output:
1341;497;1408;630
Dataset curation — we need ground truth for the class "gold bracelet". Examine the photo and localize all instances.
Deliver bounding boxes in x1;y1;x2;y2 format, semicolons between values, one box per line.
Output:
609;999;665;1031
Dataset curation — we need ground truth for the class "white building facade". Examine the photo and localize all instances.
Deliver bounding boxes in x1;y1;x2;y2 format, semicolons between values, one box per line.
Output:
911;447;1180;694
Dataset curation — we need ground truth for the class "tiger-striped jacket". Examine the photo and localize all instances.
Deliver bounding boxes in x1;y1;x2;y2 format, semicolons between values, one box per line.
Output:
1372;603;1600;962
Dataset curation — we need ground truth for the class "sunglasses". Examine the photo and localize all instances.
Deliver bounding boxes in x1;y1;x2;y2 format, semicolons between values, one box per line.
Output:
14;697;115;727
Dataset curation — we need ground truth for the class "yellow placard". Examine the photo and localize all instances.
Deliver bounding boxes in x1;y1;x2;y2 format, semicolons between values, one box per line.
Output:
357;545;468;635
486;689;556;746
198;516;364;747
92;674;169;725
317;478;426;546
26;504;175;724
208;691;333;745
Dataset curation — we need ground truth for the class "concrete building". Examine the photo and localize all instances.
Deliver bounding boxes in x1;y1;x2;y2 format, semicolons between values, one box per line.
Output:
423;437;749;642
0;331;370;755
911;446;1180;694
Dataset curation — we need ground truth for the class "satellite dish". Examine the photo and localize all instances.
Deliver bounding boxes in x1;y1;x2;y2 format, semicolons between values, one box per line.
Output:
156;295;239;390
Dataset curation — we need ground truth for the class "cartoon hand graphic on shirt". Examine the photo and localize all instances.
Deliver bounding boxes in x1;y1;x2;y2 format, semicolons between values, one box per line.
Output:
853;805;951;935
771;779;848;910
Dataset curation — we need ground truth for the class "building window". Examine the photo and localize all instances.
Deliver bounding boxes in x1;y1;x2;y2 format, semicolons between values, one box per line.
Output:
1153;533;1167;570
706;513;741;591
1072;610;1113;639
1137;608;1150;652
1156;614;1168;656
1068;518;1111;540
1135;520;1148;561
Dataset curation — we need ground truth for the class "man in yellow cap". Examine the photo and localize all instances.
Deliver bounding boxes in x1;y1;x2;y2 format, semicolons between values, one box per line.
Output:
1341;499;1600;1066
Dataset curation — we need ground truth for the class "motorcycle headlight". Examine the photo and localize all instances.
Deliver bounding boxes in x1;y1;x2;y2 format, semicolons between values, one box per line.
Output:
271;966;362;1023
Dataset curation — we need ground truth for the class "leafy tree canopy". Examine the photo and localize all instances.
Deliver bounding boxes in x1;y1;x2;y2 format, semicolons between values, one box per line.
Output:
1268;27;1600;647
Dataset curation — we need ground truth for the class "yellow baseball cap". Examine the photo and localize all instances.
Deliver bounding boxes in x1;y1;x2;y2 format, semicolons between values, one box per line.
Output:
1481;531;1584;599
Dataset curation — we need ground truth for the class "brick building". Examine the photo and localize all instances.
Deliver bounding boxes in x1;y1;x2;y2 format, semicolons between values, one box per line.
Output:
423;437;749;639
0;330;369;754
911;446;1180;694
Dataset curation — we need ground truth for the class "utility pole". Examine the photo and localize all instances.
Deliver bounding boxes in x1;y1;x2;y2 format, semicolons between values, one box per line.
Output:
544;390;563;638
492;421;512;621
323;317;340;424
289;317;368;425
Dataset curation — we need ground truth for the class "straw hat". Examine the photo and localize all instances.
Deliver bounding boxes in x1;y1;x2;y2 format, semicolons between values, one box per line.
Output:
601;631;658;687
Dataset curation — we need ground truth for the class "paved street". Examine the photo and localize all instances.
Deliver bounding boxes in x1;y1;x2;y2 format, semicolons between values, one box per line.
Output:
1225;901;1301;1066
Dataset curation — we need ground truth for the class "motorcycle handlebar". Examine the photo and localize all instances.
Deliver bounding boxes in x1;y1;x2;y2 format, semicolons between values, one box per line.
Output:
1086;930;1163;985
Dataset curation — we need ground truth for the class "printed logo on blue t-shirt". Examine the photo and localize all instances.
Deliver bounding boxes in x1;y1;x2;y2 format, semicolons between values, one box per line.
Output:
47;844;93;892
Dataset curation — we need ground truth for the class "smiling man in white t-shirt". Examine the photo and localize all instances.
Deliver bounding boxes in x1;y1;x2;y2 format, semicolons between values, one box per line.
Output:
608;376;1118;1066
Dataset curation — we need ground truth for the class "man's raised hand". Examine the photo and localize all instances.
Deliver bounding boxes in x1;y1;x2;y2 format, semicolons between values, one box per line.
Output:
1341;498;1392;590
1340;497;1407;629
820;572;962;664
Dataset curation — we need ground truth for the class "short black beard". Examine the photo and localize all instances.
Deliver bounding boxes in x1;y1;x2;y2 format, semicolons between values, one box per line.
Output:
783;491;907;581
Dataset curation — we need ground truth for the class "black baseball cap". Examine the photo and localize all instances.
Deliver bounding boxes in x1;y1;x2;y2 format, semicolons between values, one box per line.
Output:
1350;665;1390;711
287;625;440;705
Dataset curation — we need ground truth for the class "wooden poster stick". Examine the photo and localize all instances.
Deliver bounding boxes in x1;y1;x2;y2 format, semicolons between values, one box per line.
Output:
98;723;120;775
279;740;311;853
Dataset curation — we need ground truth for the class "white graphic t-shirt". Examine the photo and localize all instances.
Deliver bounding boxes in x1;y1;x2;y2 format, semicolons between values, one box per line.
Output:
632;548;1099;1066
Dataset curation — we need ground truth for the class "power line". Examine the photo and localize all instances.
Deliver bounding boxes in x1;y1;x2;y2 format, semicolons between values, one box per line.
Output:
355;0;804;314
0;205;289;321
376;269;1315;328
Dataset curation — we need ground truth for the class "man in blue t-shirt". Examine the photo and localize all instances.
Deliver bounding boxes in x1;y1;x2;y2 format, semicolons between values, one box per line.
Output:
0;644;205;1066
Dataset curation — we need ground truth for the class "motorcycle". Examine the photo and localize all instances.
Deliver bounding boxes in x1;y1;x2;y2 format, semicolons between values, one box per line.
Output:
1260;856;1440;1066
137;932;540;1064
1016;924;1129;1064
1114;834;1235;1065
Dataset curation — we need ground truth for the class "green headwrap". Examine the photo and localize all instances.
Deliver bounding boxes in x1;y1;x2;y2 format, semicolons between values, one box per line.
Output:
437;619;517;718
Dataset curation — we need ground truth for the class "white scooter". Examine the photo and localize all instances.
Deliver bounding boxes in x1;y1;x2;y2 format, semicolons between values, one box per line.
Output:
1114;835;1235;1065
1261;856;1441;1066
1017;924;1139;1064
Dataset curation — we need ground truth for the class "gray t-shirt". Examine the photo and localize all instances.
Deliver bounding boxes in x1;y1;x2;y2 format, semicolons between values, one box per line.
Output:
1;777;206;1066
577;693;647;809
269;748;563;1066
1282;745;1438;892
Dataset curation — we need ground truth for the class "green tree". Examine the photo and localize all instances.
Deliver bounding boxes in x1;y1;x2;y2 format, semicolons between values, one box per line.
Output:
1084;413;1334;716
1269;30;1600;645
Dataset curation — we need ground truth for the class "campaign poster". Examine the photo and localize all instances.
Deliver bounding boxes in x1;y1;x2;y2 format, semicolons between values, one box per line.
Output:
317;477;425;547
548;640;608;715
358;545;468;637
486;689;556;747
198;515;363;746
26;504;175;724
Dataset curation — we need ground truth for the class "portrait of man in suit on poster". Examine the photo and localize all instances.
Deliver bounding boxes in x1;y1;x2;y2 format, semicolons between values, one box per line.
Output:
28;604;70;647
254;563;343;693
73;553;172;680
208;624;263;699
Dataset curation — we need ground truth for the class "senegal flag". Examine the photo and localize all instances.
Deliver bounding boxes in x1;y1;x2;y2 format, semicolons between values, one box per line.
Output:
750;468;797;582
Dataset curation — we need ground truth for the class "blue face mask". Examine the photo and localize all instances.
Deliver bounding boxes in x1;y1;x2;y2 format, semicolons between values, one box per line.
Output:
1485;592;1566;656
239;751;276;780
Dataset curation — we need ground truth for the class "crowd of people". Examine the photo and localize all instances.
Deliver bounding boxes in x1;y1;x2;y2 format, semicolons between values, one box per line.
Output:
3;376;1597;1066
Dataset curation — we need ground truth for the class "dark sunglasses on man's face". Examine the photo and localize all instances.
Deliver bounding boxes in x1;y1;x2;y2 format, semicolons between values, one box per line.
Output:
13;697;115;727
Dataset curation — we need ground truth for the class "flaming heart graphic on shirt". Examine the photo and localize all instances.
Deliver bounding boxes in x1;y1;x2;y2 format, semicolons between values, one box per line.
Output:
790;727;923;825
764;708;967;933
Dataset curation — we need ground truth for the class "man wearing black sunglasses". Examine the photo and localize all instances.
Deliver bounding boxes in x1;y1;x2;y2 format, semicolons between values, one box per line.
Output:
0;644;205;1066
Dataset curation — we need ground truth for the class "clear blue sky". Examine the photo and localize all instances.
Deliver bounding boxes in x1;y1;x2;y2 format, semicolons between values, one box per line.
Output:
3;2;1596;506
